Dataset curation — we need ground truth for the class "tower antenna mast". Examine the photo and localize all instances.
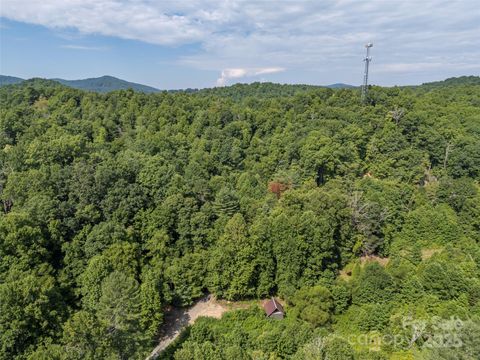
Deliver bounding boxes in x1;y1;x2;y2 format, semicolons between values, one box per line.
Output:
361;43;373;103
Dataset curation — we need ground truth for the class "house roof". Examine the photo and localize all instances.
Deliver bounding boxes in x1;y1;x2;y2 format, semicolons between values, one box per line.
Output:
263;297;284;317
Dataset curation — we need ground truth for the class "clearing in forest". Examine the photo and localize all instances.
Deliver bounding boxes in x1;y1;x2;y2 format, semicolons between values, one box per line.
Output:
146;295;228;359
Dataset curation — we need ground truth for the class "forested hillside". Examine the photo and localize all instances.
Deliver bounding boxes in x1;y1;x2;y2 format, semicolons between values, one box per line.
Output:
0;75;161;93
1;78;479;360
53;76;161;94
421;75;480;88
0;75;24;87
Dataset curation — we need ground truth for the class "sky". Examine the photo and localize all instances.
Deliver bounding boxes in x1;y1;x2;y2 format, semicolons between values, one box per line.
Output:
0;0;479;89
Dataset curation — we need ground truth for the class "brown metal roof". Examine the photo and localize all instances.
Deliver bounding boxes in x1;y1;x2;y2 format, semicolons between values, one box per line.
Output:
263;297;284;317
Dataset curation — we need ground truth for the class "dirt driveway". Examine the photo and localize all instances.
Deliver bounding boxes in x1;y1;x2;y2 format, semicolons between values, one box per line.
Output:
146;295;228;360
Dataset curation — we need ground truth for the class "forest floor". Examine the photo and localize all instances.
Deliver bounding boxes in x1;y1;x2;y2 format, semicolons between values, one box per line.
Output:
421;247;443;260
146;295;234;360
359;254;390;266
339;255;390;281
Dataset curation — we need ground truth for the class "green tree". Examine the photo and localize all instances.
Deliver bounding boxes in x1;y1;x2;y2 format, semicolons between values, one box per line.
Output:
208;213;258;299
96;271;145;359
291;285;334;327
352;262;394;304
0;268;65;359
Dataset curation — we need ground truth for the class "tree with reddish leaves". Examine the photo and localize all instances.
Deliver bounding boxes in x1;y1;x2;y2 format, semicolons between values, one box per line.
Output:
268;181;290;199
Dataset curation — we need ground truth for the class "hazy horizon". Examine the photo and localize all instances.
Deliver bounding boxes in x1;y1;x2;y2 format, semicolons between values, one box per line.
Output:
2;73;480;91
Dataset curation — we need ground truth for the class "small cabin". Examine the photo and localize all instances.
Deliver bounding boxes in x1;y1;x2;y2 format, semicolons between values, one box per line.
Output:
263;297;285;319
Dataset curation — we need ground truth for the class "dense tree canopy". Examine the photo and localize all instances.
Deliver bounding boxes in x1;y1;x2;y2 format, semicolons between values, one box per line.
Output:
1;77;479;359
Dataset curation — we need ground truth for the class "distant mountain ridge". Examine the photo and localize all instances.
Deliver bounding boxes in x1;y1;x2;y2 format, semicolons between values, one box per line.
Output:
0;75;161;93
0;74;357;93
52;75;160;93
2;74;478;94
325;83;357;89
0;75;24;86
420;76;480;87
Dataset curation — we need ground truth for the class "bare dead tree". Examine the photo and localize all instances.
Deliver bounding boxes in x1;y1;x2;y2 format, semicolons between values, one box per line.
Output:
390;107;405;125
0;166;13;213
443;142;454;171
349;191;389;255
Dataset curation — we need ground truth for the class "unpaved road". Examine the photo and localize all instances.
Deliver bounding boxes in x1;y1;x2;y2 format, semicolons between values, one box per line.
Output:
146;295;228;360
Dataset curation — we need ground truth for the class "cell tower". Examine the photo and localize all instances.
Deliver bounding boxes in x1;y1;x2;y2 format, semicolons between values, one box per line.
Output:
361;43;373;103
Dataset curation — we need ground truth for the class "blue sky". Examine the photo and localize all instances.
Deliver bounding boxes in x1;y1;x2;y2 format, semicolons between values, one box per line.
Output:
1;0;479;89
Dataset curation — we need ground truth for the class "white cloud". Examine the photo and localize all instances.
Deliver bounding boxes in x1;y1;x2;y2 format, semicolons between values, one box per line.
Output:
378;62;445;73
0;0;210;45
1;0;479;84
61;44;107;51
216;67;285;86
